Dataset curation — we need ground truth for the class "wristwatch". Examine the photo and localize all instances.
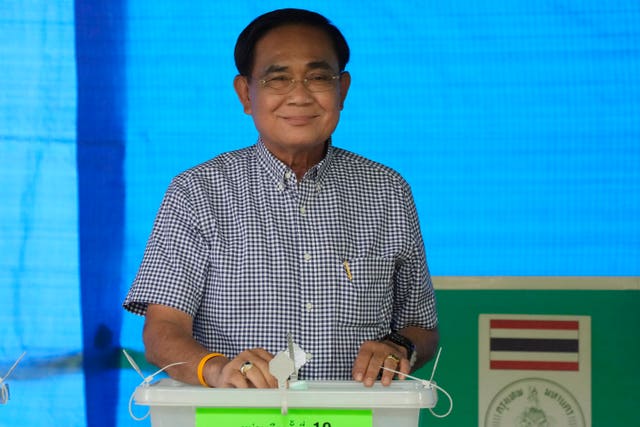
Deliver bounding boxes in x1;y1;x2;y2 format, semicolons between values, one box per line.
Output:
382;332;417;367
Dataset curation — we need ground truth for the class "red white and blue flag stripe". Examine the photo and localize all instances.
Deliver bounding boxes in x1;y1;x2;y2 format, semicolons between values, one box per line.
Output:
489;318;579;371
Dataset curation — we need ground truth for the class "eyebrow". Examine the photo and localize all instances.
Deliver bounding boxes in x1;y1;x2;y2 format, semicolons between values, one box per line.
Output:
261;61;335;76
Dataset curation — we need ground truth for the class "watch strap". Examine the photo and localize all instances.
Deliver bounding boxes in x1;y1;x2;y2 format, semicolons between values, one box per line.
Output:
382;332;415;362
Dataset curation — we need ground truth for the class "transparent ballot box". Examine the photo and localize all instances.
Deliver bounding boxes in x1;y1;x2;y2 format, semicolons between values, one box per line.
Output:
134;378;438;427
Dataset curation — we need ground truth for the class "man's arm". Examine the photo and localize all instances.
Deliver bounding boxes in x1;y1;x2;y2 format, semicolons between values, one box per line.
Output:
143;304;277;388
352;325;439;387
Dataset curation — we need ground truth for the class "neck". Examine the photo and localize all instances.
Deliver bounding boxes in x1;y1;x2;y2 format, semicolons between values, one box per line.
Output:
264;139;328;180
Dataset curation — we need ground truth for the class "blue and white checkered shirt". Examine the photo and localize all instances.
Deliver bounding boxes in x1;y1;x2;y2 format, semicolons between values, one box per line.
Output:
124;139;438;379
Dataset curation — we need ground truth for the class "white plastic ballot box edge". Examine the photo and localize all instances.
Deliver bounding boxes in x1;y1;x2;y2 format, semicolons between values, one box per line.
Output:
134;379;437;427
134;378;438;409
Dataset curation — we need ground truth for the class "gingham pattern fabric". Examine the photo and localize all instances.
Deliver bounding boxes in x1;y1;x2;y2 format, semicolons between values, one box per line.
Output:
124;139;438;379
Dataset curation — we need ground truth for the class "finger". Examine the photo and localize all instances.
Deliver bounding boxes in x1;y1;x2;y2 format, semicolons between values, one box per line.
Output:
237;349;278;389
380;354;401;386
396;358;411;380
248;349;278;388
219;364;250;388
363;352;387;387
242;360;276;389
352;342;376;383
248;348;275;363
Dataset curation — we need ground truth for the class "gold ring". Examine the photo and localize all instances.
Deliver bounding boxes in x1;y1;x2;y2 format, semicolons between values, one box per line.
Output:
240;361;253;376
386;354;400;364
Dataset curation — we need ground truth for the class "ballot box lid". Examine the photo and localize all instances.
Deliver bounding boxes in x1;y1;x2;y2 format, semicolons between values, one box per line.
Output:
134;379;437;409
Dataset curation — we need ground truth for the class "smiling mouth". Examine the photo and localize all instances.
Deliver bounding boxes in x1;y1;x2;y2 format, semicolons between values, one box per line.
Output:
282;115;317;125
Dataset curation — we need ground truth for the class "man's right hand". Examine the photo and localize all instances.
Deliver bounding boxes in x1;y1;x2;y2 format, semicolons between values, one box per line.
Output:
206;348;278;388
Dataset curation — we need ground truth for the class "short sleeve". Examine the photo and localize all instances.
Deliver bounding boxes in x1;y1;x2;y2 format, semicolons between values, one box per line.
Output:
123;177;209;317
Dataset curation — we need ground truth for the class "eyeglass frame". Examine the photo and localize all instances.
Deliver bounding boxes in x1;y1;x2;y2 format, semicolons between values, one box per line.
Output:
255;72;344;94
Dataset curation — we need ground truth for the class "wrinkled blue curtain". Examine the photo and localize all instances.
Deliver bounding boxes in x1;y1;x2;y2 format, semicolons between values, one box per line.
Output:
1;1;86;426
1;1;639;426
1;1;126;425
75;1;125;426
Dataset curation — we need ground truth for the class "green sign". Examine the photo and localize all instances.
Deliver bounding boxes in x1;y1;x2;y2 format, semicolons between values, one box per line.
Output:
196;407;373;427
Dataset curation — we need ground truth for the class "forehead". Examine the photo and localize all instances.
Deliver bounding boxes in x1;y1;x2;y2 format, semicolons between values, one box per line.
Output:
252;24;339;74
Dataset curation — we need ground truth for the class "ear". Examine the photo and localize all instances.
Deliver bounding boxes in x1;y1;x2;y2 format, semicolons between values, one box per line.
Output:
338;71;351;110
233;75;252;115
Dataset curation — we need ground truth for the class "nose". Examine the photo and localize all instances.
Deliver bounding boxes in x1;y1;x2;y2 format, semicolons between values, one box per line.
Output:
286;79;314;102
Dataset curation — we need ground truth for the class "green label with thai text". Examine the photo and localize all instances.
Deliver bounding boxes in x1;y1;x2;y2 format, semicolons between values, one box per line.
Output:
196;407;372;427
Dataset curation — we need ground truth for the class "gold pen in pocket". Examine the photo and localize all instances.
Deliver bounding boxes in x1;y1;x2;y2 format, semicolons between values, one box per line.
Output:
343;260;353;281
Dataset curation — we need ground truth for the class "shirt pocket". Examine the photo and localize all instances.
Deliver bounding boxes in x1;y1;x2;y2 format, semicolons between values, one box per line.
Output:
337;256;395;328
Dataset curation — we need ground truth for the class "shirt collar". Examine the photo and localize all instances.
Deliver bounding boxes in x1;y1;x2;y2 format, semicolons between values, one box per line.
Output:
255;137;335;187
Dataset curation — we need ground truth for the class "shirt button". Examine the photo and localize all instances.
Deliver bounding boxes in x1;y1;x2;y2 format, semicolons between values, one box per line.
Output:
300;205;306;215
303;253;312;262
305;303;314;312
277;183;284;192
285;171;292;180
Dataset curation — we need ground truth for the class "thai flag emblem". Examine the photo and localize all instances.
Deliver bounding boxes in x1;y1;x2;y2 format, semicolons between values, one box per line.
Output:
489;318;579;371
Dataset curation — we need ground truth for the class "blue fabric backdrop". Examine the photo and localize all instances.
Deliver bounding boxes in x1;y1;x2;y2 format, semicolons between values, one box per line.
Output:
75;1;125;426
1;1;638;426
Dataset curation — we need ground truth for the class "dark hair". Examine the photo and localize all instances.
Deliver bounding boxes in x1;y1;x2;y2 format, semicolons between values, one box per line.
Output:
234;8;350;76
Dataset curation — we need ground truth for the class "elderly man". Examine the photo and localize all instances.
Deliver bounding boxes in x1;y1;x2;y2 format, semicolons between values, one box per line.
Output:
124;8;439;389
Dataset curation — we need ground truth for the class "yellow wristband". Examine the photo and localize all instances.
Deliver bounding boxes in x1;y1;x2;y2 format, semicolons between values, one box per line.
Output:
197;352;225;387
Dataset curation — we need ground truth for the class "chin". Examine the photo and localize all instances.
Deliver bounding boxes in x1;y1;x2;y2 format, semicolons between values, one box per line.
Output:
275;134;327;148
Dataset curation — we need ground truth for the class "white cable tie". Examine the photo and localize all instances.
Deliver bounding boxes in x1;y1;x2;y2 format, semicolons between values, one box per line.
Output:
1;352;26;383
379;366;453;418
429;347;442;384
128;388;149;422
280;387;288;415
122;349;186;421
123;349;145;380
0;351;27;405
145;361;187;385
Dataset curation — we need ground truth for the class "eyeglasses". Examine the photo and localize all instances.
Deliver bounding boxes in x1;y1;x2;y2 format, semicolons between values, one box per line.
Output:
258;72;342;94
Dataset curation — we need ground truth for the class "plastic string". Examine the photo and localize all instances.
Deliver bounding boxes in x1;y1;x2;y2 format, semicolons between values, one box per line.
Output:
122;349;186;421
429;347;442;384
380;347;453;418
0;351;26;405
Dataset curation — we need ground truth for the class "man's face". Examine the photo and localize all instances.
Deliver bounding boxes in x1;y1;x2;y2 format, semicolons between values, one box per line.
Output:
234;24;350;159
